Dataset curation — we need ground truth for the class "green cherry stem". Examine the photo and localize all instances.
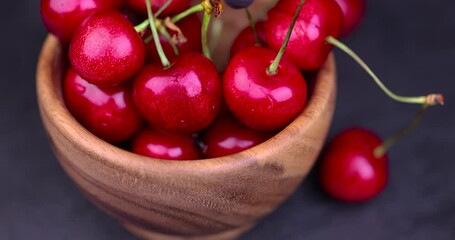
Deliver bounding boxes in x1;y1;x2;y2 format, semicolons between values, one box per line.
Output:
135;1;207;33
201;11;212;59
155;0;173;17
143;26;179;55
326;36;444;106
373;103;429;158
160;27;179;55
198;0;222;59
267;0;306;75
245;8;260;45
134;19;150;32
171;4;204;23
145;0;170;67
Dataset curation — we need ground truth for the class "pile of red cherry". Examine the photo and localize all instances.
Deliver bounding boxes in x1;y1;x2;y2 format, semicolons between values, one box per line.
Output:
40;0;353;158
41;0;441;203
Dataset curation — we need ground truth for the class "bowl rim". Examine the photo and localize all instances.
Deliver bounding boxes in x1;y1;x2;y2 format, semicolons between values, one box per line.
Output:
36;35;336;175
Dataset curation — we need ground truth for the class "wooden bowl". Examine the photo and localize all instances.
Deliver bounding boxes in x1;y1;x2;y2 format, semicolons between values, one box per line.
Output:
36;8;336;239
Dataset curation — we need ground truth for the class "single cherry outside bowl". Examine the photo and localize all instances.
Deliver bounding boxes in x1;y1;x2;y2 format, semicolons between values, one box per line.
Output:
36;4;337;238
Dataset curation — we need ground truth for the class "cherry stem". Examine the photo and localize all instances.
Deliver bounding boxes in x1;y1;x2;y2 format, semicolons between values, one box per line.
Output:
161;27;180;55
267;0;306;75
155;0;172;17
143;26;179;55
373;104;429;158
134;19;150;32
202;11;212;59
146;0;170;67
171;4;204;23
326;36;444;106
245;8;260;45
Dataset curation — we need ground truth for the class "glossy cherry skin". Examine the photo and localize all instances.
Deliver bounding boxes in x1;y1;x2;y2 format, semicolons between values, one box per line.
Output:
200;117;268;158
319;128;388;202
40;0;123;44
265;0;343;70
230;21;266;57
63;67;143;143
333;0;366;37
133;52;221;134
125;0;191;17
131;128;201;160
146;14;202;63
223;46;307;131
69;10;145;86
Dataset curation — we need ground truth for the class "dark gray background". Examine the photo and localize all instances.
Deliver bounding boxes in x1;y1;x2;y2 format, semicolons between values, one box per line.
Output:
1;0;454;239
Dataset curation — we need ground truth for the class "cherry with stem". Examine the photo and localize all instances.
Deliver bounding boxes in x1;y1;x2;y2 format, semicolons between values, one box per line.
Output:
132;0;221;134
318;36;444;202
223;0;307;131
265;0;343;71
320;103;433;202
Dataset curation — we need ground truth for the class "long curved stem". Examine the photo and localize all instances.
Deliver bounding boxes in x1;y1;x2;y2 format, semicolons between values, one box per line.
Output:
326;36;444;106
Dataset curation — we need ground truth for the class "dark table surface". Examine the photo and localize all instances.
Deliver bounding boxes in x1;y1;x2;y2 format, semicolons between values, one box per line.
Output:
1;1;454;239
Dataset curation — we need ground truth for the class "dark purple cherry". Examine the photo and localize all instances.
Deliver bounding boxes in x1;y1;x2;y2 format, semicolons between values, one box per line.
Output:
131;128;201;160
224;0;255;9
40;0;123;44
69;10;145;86
200;117;268;158
133;52;221;134
63;67;143;143
265;0;343;70
223;46;307;131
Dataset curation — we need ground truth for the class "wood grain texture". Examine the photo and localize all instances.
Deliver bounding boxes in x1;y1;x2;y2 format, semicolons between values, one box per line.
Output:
36;3;337;238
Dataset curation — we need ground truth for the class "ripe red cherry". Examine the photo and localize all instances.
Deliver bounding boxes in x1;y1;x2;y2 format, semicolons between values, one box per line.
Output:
63;67;143;143
125;0;191;17
69;10;145;86
133;52;221;134
265;0;343;70
40;0;123;44
230;21;266;57
223;46;307;131
333;0;366;36
131;128;201;160
200;117;268;158
145;14;202;63
319;128;388;202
